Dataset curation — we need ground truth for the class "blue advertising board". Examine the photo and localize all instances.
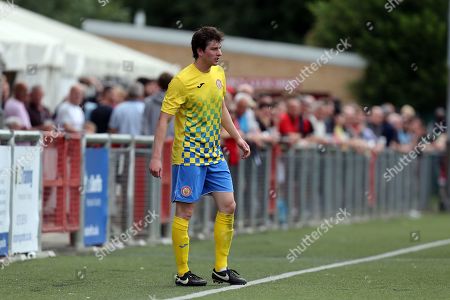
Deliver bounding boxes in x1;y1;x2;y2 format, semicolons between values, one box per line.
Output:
83;148;109;246
0;232;8;256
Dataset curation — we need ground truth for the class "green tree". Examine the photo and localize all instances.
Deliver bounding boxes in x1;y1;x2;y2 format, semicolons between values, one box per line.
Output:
16;0;129;28
122;0;317;44
307;0;447;114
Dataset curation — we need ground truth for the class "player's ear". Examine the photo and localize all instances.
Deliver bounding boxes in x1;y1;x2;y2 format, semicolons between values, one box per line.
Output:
197;47;204;58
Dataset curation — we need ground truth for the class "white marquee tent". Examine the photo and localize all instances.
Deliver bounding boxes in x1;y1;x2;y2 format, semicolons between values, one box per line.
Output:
0;1;179;109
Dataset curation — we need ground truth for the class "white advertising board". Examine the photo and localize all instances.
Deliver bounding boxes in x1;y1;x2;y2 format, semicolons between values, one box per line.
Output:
10;146;41;253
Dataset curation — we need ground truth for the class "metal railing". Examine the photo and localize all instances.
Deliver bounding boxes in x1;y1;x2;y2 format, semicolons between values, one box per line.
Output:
0;131;443;253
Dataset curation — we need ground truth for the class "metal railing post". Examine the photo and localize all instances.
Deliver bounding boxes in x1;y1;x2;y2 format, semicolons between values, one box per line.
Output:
236;158;245;231
127;138;136;232
286;147;295;227
262;146;271;228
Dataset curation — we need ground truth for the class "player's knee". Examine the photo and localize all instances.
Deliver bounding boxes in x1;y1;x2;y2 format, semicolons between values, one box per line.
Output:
222;200;236;214
176;204;194;220
179;209;193;220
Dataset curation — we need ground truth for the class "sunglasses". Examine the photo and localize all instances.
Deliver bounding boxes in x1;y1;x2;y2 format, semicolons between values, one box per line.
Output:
259;103;273;109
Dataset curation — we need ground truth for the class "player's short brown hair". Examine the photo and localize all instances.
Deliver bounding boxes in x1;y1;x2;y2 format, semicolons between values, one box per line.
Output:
191;26;224;60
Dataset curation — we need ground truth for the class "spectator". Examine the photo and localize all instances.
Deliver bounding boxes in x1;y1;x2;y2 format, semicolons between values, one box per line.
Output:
90;86;117;133
324;99;337;134
309;101;327;139
138;78;161;98
278;98;301;145
1;75;10;106
367;106;398;147
381;102;396;115
355;107;377;143
4;82;31;129
342;105;377;152
83;121;97;134
109;82;145;135
332;113;349;144
429;108;446;152
55;84;85;133
255;95;279;144
27;85;52;130
235;92;258;134
400;104;416;123
111;85;127;107
141;72;174;137
388;113;411;149
409;117;428;151
429;107;446;132
237;83;255;98
298;97;314;138
80;77;103;120
4;116;22;130
272;99;286;130
234;92;262;146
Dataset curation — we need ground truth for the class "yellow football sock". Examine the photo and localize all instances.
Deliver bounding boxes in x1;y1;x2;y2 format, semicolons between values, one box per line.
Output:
214;211;234;271
172;216;190;276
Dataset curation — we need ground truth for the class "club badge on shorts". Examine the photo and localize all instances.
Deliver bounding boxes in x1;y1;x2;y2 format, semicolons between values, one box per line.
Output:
216;79;222;89
181;186;192;197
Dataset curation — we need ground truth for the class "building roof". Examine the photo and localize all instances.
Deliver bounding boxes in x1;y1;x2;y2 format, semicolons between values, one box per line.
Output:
83;20;366;69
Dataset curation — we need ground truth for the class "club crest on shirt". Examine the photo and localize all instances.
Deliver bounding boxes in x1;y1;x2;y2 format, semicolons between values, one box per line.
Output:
216;79;222;89
181;186;192;197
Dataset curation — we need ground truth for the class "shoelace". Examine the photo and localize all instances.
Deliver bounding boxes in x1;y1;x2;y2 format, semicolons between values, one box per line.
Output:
228;269;240;277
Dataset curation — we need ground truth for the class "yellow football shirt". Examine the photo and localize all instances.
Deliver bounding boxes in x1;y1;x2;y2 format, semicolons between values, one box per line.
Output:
161;64;226;166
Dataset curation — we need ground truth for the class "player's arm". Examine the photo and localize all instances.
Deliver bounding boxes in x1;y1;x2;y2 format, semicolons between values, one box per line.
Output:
149;112;173;178
221;101;251;159
149;77;183;177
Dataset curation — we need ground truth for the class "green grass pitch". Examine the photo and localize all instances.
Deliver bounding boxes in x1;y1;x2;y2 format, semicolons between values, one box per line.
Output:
1;214;449;299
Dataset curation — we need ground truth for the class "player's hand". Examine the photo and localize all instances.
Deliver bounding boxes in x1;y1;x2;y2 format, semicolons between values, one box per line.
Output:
237;138;251;159
149;158;162;178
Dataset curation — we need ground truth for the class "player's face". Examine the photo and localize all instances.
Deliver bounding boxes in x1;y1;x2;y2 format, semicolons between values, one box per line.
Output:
200;40;222;66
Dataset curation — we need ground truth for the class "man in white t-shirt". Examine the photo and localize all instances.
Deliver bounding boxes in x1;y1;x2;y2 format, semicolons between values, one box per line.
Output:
56;84;85;132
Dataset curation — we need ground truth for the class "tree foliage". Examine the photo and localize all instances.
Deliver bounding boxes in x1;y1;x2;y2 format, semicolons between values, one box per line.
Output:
120;0;317;44
15;0;447;114
307;0;448;114
15;0;129;27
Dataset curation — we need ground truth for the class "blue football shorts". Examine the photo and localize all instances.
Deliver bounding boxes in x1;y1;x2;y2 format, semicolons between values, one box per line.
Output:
171;160;234;203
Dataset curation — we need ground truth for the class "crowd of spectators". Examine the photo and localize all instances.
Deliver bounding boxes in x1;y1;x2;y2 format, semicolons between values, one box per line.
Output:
222;83;446;157
0;73;174;137
1;73;446;156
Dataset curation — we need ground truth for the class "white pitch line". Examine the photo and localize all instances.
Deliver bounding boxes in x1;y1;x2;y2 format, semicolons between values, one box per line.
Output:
164;238;450;300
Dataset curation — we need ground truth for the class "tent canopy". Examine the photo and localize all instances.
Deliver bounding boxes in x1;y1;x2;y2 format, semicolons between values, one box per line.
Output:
0;1;178;78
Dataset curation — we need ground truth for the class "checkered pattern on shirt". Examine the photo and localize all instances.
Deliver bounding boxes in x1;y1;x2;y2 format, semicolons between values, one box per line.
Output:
181;94;224;166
